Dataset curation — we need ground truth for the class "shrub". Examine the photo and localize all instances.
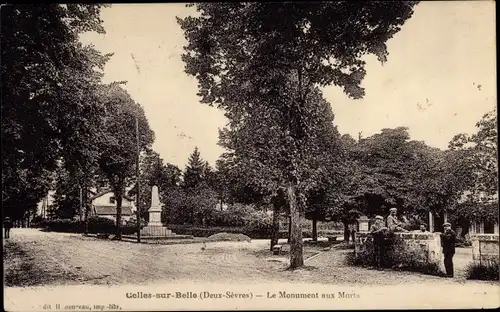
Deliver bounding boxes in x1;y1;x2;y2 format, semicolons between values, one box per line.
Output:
167;224;314;239
204;203;273;229
43;219;84;233
465;260;499;281
30;215;45;227
349;234;442;276
87;217;115;234
206;232;252;242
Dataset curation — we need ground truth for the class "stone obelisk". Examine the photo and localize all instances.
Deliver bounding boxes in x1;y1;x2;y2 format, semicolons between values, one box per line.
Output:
148;185;163;227
140;185;172;237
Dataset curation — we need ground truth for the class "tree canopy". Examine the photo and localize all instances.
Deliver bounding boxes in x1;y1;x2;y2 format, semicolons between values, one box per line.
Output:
178;2;419;268
1;4;111;221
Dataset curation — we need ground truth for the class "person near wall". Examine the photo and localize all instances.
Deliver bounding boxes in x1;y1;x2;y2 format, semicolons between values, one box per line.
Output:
420;223;428;233
386;207;408;233
348;222;357;244
440;222;456;278
370;215;388;270
4;217;12;239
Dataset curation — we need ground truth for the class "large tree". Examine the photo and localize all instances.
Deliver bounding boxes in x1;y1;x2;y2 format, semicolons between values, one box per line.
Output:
1;4;111;222
447;109;498;231
98;83;154;239
177;2;418;268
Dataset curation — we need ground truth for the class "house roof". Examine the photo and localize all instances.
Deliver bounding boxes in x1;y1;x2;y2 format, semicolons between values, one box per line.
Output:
94;205;134;216
89;189;134;202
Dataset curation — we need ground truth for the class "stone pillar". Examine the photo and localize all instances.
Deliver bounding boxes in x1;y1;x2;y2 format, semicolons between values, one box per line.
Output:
479;221;485;234
357;216;369;233
494;222;499;235
429;211;434;233
148;185;162;226
443;210;448;223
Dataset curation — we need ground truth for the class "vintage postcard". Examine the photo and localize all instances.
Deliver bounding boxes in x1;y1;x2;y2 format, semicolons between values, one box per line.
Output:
2;2;498;311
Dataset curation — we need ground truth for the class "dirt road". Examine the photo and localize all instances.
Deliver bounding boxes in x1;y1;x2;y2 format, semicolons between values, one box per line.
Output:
4;229;499;310
3;228;497;287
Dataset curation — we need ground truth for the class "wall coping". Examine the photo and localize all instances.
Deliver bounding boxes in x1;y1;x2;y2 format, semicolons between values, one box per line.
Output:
470;234;500;241
357;231;439;240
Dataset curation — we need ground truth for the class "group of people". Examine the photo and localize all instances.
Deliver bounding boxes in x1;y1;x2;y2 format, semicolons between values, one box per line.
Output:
368;207;456;277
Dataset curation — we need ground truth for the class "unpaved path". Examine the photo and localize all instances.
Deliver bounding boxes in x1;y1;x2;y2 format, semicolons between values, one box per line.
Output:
3;228;498;288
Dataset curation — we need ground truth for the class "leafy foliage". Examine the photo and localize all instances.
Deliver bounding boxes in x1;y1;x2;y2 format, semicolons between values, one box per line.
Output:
1;4;111;221
127;148;182;220
448;109;498;224
465;260;499;281
178;2;419;268
41;216;139;235
97;83;154;238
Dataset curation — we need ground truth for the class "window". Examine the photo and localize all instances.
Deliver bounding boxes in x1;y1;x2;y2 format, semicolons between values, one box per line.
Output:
484;221;495;234
109;196;116;204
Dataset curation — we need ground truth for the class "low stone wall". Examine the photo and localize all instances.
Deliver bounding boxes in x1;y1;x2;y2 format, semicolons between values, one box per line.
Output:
470;234;499;262
355;231;443;264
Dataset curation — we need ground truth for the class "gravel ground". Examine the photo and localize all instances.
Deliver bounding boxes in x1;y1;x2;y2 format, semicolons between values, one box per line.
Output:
3;228;498;288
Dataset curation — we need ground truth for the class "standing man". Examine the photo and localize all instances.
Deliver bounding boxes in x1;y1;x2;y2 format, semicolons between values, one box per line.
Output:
370;215;387;270
4;217;12;239
440;222;456;278
386;207;408;232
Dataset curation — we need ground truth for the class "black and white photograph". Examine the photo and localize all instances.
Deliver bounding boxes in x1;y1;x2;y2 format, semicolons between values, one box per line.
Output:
2;2;498;311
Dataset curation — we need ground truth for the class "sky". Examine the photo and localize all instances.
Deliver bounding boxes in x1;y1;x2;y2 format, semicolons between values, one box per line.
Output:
80;1;496;170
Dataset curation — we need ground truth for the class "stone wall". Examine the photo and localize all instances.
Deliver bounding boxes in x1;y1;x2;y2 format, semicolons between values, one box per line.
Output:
470;234;499;262
355;231;443;264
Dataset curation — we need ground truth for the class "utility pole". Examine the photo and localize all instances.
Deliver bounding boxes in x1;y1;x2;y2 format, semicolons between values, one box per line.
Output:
79;185;83;221
136;116;141;243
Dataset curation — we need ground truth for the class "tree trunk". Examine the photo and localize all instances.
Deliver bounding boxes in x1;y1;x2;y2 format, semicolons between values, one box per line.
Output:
312;219;318;242
270;201;280;251
115;194;123;239
343;219;350;243
287;216;292;243
83;182;90;235
114;182;124;240
287;183;303;269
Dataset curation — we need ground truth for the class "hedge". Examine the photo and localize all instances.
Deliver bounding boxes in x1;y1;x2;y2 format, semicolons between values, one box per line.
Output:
42;217;139;235
166;224;343;239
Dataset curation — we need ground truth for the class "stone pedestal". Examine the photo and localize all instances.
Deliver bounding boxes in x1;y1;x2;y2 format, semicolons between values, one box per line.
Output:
132;185;193;240
140;185;173;237
140;225;172;237
358;216;369;232
148;185;162;226
471;234;499;262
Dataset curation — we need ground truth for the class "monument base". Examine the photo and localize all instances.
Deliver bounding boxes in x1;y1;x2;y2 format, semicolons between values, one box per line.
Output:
140;225;173;237
125;224;194;241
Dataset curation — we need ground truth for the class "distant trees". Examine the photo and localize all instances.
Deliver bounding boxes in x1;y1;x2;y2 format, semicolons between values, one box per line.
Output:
128;148;182;221
447;110;498;233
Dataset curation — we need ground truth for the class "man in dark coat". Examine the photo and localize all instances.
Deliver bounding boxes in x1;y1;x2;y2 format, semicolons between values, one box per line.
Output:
440;222;456;277
4;217;12;239
370;215;388;270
